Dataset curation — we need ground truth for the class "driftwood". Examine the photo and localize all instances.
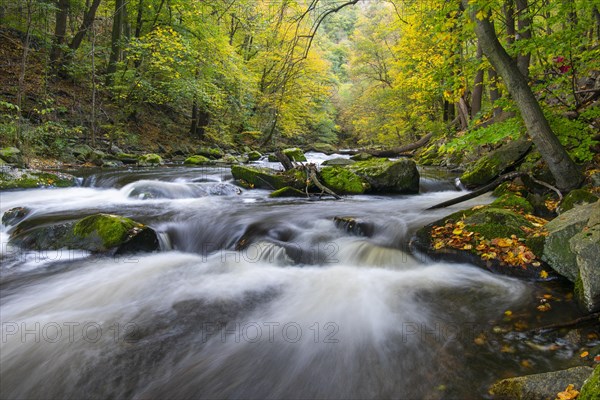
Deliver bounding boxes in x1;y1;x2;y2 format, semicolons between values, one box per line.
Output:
307;164;341;199
339;133;433;157
274;150;294;171
426;172;563;210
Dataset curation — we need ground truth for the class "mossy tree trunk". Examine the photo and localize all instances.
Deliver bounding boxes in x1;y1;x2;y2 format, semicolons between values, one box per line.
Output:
462;0;583;192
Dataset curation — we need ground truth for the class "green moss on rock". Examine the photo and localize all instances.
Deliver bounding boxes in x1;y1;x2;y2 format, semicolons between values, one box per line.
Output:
579;365;599;400
0;168;76;190
231;165;304;190
0;147;22;164
557;189;599;214
184;155;211;165
464;208;533;239
138;153;163;166
196;147;224;159
350;153;373;161
491;193;534;213
460;138;531;188
247;151;262;161
348;158;419;194
282;148;307;162
320;166;368;194
73;214;139;250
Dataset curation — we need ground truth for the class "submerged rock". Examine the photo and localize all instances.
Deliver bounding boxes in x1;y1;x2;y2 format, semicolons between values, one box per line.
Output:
460;138;532;188
348;158;419;194
0;168;76;190
333;216;374;237
1;207;30;226
489;366;594;400
10;213;159;254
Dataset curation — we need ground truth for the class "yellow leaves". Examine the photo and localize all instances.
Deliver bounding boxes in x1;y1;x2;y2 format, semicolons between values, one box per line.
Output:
537;303;551;312
481;252;497;260
475;10;487;21
540;270;549;279
580;351;589;358
493;238;513;248
452;228;463;235
545;199;559;211
556;384;579;400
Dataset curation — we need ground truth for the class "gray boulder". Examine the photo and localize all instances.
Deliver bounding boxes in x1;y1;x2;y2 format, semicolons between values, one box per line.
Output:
543;200;600;311
489;366;594;400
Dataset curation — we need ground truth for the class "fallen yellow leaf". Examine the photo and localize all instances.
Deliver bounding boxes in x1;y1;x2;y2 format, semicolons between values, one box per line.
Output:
580;351;589;358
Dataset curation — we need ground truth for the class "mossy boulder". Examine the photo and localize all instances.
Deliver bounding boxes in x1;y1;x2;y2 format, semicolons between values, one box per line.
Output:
350;152;373;161
460;138;532;188
579;365;599;400
348;158;419;194
247;151;262;161
9;213;159;254
490;193;534;214
269;186;306;198
0;146;23;165
320;166;369;195
415;144;441;166
231;165;304;190
410;205;551;280
215;154;242;164
0;168;76;190
71;144;93;160
184;155;212;165
267;153;279;162
557;189;599;214
196;147;224;159
489;366;594;400
115;152;138;164
138;153;163;166
312;143;337;154
282;148;307;162
321;158;355;166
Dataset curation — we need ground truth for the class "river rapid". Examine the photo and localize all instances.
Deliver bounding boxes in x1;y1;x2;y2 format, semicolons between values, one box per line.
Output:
0;153;589;399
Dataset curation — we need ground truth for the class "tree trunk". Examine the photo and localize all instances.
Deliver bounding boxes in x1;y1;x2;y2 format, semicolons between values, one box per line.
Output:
504;0;515;45
106;0;124;85
462;0;583;191
471;43;484;118
50;0;69;66
190;101;209;139
515;0;531;78
69;0;102;52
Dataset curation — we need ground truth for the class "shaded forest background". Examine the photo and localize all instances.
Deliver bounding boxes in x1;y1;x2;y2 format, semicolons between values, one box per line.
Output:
0;0;598;163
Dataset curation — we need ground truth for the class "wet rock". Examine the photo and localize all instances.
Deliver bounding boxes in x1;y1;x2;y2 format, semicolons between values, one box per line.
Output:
215;154;242;164
410;205;553;280
348;158;419;194
247;151;262;161
489;366;594;400
557;189;599;214
282;147;307;162
231;165;305;190
10;213;159;254
196;147;224;159
333;216;375;237
269;186;306;198
184;155;212;165
0;168;76;190
115;152;138;164
321;158;355;166
1;207;30;226
579;365;599;400
0;147;23;165
460;137;532;188
320;166;368;195
350;152;373;161
311;143;336;154
138;153;163;166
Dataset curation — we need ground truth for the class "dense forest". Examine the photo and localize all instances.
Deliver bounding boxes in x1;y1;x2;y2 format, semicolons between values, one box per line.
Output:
1;0;598;168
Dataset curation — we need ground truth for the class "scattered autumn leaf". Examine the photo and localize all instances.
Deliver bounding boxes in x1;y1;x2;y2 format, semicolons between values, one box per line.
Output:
556;384;579;400
580;351;589;358
537;303;552;312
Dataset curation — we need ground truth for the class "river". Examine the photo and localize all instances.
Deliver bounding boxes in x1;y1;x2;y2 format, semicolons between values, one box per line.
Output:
0;153;589;399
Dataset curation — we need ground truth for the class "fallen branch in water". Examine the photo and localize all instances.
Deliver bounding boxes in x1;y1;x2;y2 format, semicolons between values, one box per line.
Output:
339;133;433;157
426;172;563;210
531;312;600;333
307;164;341;200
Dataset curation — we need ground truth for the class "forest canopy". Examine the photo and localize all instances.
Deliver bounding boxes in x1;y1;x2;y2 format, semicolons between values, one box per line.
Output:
0;0;598;160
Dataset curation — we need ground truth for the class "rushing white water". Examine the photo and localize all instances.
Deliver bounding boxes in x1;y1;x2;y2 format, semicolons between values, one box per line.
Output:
0;160;580;399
